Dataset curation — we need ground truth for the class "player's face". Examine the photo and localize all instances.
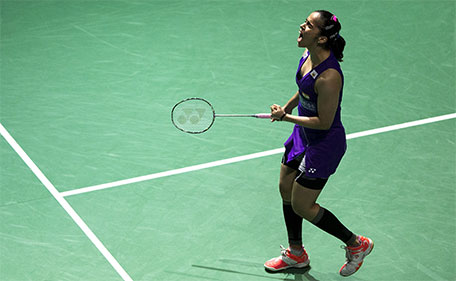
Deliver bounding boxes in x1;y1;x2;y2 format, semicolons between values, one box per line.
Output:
298;12;324;48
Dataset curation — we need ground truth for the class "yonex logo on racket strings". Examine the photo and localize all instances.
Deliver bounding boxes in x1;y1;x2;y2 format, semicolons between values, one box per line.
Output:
177;108;207;125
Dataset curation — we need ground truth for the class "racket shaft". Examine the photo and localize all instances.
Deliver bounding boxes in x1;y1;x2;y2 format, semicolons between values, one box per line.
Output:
216;113;271;118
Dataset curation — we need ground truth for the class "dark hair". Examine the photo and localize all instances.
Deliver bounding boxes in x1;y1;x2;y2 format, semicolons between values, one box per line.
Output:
315;10;345;62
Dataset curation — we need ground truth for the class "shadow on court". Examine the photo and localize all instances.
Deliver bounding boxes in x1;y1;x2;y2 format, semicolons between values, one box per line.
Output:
191;263;321;281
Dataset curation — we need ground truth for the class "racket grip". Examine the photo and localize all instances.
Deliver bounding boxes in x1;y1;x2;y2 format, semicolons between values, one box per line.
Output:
255;113;272;119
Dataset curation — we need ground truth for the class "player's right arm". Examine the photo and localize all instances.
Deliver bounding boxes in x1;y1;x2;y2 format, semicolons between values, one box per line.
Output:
283;90;299;114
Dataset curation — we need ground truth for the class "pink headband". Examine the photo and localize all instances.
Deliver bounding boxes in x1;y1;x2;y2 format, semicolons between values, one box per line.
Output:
331;15;338;22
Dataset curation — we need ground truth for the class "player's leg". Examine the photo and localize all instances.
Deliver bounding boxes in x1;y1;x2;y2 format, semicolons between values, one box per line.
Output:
278;162;297;202
264;162;310;272
279;163;305;250
291;175;373;277
291;178;355;242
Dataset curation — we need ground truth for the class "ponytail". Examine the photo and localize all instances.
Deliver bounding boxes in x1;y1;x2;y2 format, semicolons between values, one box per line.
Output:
315;10;346;62
328;35;346;62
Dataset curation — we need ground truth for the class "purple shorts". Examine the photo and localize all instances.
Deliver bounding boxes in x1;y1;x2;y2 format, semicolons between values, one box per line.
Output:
283;125;347;178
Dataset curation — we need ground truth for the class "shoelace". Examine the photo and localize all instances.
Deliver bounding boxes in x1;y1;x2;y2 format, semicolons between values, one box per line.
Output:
341;245;360;261
341;245;350;261
279;245;288;257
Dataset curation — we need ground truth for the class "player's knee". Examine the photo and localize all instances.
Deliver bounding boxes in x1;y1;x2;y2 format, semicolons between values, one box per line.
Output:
279;181;293;201
291;201;318;221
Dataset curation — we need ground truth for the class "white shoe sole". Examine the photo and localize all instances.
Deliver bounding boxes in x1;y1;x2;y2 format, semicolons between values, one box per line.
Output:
265;260;310;272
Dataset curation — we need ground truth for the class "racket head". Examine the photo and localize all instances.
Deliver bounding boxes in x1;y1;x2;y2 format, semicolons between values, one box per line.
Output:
171;98;216;134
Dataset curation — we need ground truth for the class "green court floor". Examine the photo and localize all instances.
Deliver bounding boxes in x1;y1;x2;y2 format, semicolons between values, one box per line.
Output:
1;0;455;280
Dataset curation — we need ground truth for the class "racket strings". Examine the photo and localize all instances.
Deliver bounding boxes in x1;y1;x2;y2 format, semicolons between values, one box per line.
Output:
171;98;215;134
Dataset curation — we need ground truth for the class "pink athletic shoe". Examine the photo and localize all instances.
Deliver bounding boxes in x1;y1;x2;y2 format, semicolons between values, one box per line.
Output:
339;236;374;277
264;245;310;272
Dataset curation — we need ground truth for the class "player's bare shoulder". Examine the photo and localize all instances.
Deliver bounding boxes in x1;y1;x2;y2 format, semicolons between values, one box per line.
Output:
315;69;342;94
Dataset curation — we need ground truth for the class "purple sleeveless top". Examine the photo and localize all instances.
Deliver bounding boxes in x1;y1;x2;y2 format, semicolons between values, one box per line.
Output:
283;51;347;178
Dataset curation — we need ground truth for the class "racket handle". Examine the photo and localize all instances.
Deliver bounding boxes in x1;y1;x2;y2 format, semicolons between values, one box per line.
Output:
254;113;271;119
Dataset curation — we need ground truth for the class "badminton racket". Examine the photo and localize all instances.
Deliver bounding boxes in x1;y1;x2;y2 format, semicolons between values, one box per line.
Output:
171;97;271;134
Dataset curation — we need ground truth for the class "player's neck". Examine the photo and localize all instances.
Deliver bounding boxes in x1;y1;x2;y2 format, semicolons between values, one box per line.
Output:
307;47;330;67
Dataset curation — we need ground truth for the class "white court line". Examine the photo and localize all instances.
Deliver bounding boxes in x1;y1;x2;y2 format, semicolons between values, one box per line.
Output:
61;113;456;197
61;148;285;197
0;124;133;281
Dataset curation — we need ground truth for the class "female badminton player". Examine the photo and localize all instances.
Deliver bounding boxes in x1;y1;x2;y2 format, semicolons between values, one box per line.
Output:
265;10;373;277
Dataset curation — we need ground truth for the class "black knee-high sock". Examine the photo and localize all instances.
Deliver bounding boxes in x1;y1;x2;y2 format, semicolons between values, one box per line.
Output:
283;201;303;246
311;207;356;245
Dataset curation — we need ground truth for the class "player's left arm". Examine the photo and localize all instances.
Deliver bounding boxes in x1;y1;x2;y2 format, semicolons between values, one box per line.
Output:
313;68;342;129
271;69;342;130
